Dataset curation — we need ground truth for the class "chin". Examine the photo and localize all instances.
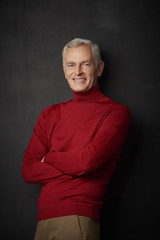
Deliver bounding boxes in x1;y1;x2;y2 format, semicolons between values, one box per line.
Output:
71;86;89;92
69;83;88;92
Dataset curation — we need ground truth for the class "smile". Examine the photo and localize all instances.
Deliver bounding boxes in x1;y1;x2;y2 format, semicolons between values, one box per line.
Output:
73;78;86;82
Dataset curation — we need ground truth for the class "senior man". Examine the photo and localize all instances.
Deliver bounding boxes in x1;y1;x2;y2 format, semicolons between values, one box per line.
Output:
22;38;131;240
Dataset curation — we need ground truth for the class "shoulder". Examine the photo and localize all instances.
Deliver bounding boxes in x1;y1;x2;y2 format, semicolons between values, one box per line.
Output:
41;100;70;117
104;95;130;112
101;96;131;125
36;100;71;126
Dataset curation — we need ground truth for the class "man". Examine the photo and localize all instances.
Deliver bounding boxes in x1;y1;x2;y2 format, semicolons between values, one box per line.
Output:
22;38;131;240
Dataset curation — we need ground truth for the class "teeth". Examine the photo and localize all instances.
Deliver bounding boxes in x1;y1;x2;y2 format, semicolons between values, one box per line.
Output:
73;79;85;82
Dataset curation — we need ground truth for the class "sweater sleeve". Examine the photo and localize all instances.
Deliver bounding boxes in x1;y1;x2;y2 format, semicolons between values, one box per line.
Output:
45;106;131;177
22;110;72;184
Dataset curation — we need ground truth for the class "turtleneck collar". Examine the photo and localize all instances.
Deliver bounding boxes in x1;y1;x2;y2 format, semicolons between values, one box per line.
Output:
73;84;105;101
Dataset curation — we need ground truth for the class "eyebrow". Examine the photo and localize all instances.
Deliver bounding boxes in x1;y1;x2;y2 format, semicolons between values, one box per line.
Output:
66;60;91;64
66;62;75;64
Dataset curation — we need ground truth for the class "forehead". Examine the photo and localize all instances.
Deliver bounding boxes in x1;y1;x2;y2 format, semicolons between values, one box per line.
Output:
65;45;94;62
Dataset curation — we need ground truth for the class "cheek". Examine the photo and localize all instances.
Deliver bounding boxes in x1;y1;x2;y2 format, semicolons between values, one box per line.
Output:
89;70;98;80
64;70;71;79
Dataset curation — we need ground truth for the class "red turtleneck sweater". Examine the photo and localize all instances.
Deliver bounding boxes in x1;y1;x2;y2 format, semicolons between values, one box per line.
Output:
22;85;131;222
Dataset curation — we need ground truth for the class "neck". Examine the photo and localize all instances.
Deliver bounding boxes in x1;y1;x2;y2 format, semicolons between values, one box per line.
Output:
73;84;104;101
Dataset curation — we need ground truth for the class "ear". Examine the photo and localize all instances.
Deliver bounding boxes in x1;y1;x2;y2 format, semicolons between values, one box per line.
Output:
97;61;104;77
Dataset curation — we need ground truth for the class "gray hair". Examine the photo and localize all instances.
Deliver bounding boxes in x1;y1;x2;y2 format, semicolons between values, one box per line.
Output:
62;38;102;67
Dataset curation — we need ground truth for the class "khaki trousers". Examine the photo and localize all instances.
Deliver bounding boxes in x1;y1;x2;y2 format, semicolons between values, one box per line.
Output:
34;215;100;240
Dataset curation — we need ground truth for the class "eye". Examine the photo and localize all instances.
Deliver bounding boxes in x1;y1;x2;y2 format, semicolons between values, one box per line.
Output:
82;63;90;67
68;64;74;68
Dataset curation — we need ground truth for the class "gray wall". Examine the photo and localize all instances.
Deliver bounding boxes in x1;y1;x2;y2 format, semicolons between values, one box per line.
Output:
0;0;159;239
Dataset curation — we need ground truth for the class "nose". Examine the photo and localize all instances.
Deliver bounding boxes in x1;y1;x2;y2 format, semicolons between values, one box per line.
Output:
75;65;82;75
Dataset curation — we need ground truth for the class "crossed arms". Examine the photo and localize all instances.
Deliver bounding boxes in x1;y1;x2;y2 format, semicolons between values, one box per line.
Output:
22;106;130;184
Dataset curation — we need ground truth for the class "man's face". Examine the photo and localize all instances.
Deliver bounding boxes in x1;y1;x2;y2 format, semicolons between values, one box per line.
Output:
63;45;104;92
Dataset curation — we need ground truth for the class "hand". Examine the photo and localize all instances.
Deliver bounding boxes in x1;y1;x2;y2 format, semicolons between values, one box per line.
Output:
41;156;45;163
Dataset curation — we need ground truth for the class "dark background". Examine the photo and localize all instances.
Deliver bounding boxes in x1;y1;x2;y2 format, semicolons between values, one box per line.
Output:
0;0;160;239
